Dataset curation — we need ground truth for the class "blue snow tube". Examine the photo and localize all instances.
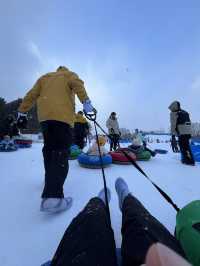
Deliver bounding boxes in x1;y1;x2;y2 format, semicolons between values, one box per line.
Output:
0;143;18;152
190;144;200;162
78;153;112;169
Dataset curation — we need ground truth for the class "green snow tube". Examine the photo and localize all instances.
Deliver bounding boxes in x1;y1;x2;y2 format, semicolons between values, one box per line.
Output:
69;145;82;160
136;151;151;161
176;200;200;266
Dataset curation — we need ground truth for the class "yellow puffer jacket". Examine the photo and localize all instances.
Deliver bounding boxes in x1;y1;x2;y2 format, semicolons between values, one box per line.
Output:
18;67;88;126
75;113;87;124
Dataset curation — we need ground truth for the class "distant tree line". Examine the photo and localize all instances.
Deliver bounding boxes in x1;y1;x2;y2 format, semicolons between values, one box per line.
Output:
0;97;40;134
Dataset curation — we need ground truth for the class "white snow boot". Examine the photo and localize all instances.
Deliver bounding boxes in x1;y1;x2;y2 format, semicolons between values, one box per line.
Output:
40;197;72;213
115;177;130;211
98;188;111;204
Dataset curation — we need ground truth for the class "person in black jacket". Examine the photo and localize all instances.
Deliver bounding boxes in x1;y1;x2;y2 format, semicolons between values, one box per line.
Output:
168;101;194;165
46;178;185;266
73;111;89;149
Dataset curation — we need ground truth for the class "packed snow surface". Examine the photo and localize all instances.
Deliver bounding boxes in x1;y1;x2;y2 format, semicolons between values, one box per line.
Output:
0;138;199;266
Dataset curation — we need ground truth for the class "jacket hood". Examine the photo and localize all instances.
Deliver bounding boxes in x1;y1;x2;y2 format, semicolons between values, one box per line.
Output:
168;101;181;112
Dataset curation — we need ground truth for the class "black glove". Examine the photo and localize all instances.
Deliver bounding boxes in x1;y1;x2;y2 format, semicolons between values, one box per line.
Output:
172;135;176;141
17;112;28;129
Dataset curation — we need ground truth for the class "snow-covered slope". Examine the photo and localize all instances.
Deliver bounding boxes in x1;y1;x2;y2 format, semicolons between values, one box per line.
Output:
0;141;199;266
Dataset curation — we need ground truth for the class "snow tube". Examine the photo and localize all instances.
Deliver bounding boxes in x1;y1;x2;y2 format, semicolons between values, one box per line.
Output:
69;145;82;160
109;148;136;164
136;150;151;161
190;144;200;162
14;139;32;148
176;200;200;266
78;153;112;169
0;143;18;152
154;149;168;154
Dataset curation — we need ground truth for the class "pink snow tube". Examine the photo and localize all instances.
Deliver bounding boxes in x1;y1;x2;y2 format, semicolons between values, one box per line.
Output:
109;148;136;164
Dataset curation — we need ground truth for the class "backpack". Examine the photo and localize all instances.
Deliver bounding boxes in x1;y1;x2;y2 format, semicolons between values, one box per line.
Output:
176;110;191;126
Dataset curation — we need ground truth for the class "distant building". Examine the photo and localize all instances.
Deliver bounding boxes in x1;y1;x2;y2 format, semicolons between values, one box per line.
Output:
191;122;200;137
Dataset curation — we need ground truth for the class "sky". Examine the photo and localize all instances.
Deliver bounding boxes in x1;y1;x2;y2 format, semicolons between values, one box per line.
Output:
0;0;200;131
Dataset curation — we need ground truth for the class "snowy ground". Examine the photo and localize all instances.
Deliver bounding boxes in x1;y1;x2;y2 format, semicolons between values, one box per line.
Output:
0;140;199;266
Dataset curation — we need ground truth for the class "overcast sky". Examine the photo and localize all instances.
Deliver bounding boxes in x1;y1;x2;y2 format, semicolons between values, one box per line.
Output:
0;0;200;131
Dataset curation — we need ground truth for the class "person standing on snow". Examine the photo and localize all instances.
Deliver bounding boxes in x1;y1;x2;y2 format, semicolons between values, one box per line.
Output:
73;111;89;149
133;128;146;146
168;101;194;165
18;66;95;213
106;112;121;151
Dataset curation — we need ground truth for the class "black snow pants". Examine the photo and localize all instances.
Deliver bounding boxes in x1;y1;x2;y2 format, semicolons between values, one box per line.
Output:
110;134;120;151
50;195;185;266
178;134;195;164
74;134;85;150
41;120;72;198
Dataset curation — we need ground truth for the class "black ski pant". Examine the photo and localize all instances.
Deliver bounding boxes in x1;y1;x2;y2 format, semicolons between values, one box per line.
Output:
50;195;184;266
74;134;85;150
178;134;195;164
110;134;120;151
40;120;72;198
171;141;179;153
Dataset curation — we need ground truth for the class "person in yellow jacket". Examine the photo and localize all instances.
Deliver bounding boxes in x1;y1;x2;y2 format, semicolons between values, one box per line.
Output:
73;111;89;149
18;66;95;213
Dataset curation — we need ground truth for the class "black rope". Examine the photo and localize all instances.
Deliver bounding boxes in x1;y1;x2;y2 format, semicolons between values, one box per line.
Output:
85;115;180;213
95;121;110;138
85;112;112;227
93;119;180;212
121;150;180;212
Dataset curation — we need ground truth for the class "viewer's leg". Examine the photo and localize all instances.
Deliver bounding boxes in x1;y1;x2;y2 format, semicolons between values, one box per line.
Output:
115;178;185;266
51;189;117;266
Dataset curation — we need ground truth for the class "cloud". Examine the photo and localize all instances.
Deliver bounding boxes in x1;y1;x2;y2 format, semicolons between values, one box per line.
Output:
28;41;43;63
191;76;200;92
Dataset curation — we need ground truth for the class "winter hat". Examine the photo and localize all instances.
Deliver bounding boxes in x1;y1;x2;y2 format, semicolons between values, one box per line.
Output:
96;136;106;146
168;101;181;112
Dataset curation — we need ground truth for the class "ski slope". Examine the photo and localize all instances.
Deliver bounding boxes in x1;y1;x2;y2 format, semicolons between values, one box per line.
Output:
0;139;199;266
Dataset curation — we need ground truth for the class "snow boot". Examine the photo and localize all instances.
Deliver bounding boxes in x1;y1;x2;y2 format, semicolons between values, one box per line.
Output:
40;197;72;213
115;177;130;210
98;188;111;204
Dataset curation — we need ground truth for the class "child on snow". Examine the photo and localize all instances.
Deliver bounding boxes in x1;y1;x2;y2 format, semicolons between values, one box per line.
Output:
86;135;108;156
129;136;156;157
